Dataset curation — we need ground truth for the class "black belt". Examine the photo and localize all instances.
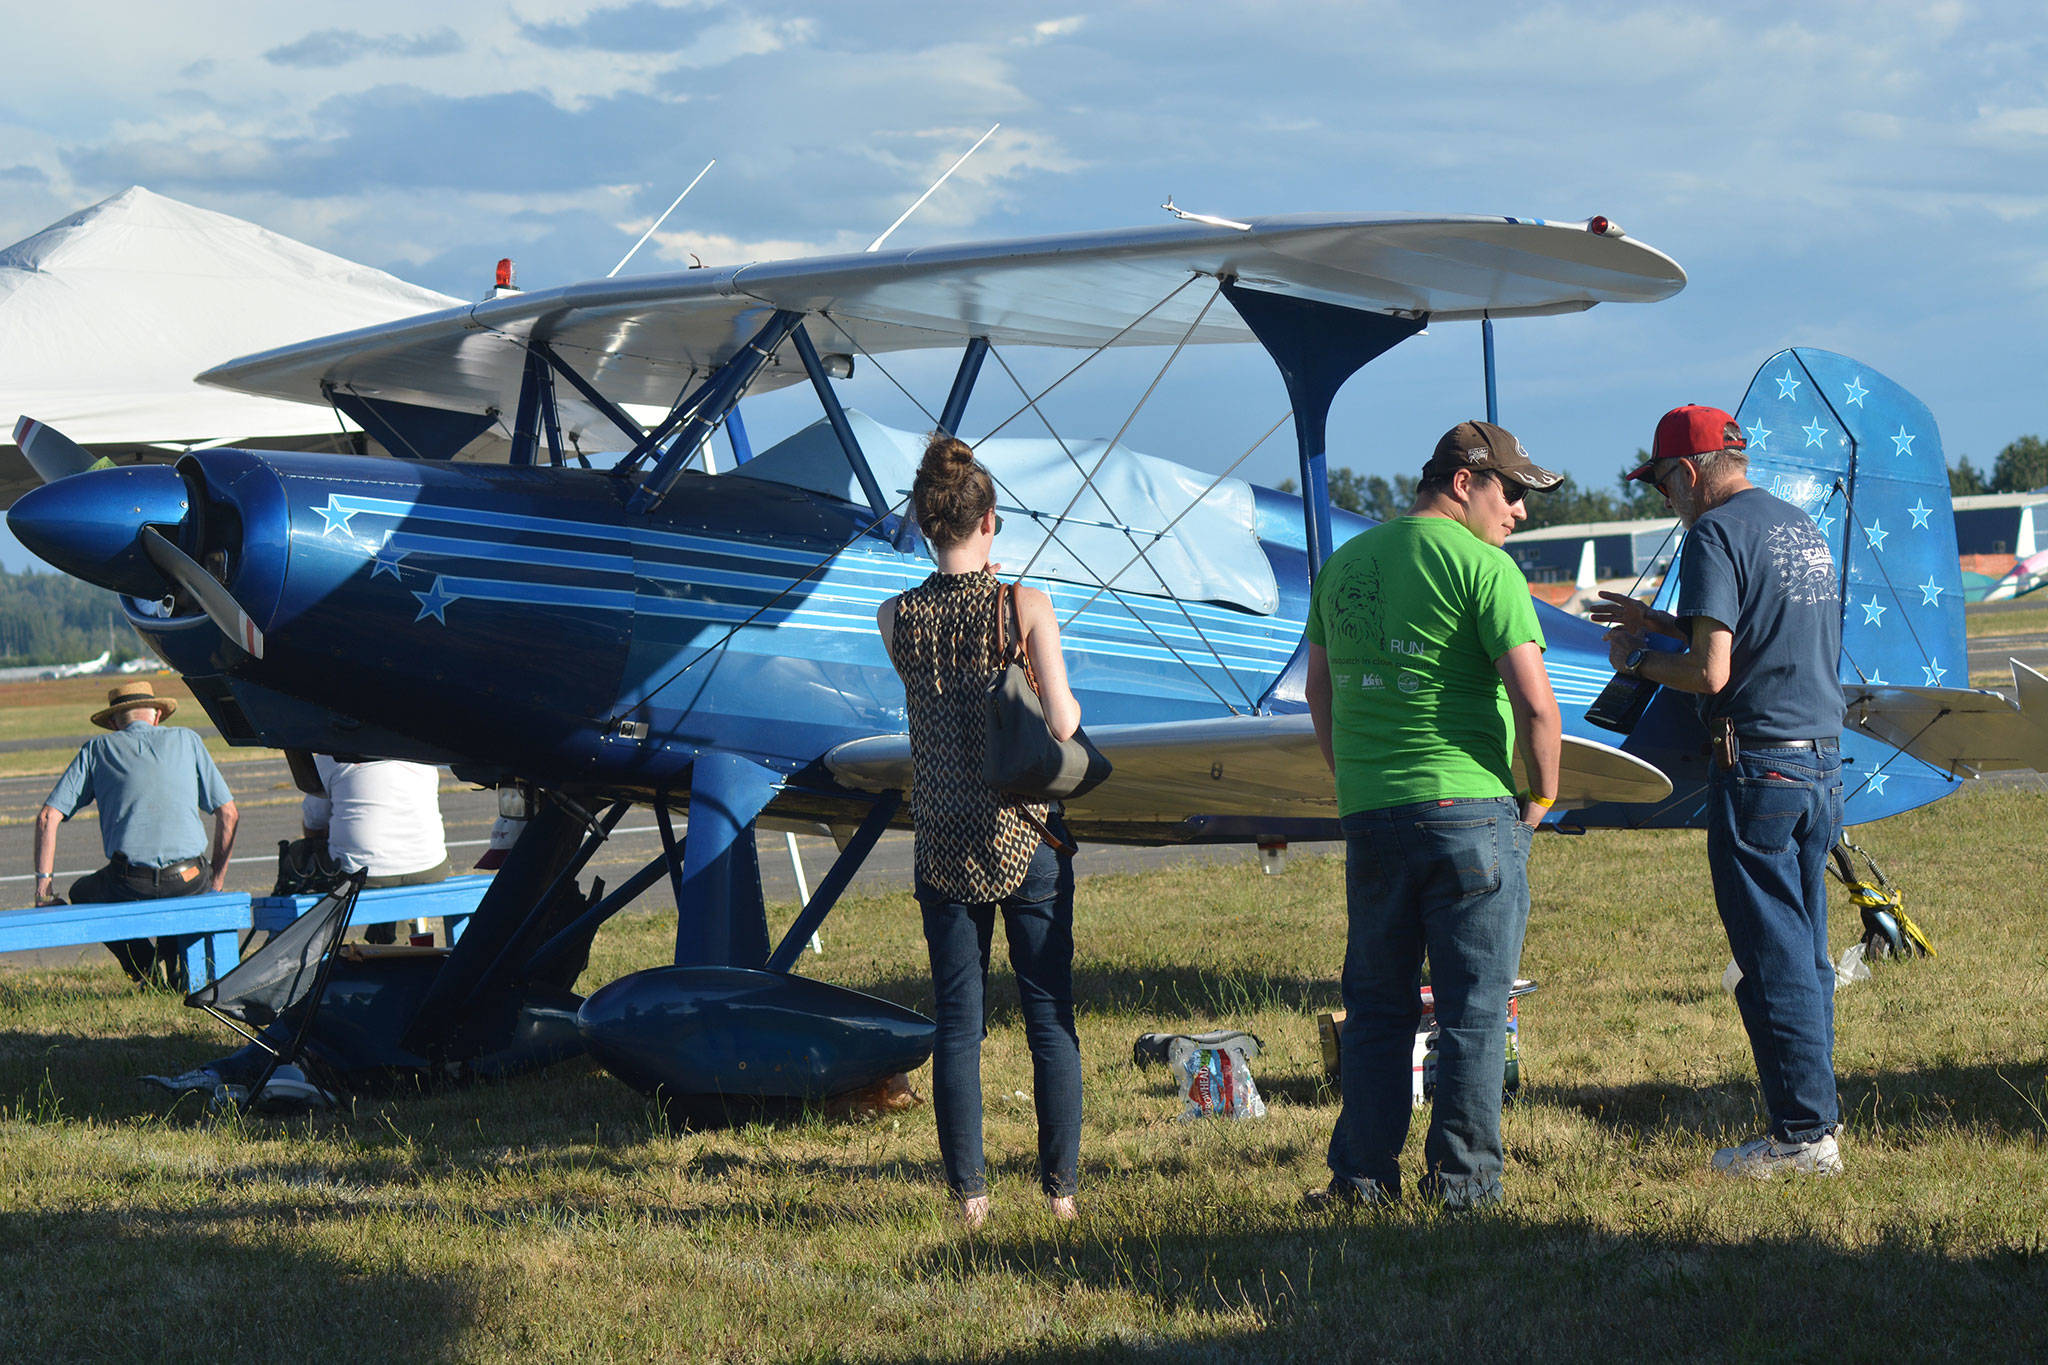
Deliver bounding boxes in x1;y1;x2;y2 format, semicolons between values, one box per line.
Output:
113;854;204;885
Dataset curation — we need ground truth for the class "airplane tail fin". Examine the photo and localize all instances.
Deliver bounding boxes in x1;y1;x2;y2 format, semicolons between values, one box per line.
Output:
1651;348;1966;822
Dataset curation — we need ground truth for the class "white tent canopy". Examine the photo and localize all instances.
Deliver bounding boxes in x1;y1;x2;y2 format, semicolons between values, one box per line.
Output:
0;186;460;504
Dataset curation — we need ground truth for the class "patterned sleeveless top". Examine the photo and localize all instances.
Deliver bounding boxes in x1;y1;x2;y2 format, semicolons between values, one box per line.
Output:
891;569;1048;902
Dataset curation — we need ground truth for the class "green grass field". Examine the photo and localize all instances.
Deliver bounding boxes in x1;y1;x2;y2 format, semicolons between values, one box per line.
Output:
3;784;2045;1361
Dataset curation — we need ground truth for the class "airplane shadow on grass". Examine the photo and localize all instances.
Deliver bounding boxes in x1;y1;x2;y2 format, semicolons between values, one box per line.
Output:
1528;1055;2048;1144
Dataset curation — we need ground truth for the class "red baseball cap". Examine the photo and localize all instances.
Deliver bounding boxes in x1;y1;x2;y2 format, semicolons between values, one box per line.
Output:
1627;405;1747;483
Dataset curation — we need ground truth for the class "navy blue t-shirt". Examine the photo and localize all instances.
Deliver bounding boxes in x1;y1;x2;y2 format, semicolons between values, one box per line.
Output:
1676;486;1844;741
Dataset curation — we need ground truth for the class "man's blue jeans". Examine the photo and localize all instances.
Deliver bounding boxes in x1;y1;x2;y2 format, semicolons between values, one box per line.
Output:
916;843;1082;1199
1329;795;1532;1206
1706;743;1844;1143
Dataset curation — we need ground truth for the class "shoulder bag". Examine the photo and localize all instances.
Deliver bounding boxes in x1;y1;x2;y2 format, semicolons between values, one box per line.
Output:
981;581;1113;802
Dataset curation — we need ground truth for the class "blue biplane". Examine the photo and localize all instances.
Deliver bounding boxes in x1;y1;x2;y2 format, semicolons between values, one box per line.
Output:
11;210;2046;1111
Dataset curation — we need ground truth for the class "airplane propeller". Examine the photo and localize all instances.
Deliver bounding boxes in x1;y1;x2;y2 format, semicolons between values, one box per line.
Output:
13;415;111;483
140;525;266;659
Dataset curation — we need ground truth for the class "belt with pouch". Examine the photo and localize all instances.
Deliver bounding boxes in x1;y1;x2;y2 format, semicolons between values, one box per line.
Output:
1712;724;1838;769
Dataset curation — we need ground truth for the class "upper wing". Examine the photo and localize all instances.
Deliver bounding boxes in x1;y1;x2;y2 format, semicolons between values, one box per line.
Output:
1846;662;2048;776
199;213;1685;424
823;712;1671;832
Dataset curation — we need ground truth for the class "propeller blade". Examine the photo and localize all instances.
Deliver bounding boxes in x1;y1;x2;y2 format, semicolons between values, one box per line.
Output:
139;526;266;659
13;416;112;483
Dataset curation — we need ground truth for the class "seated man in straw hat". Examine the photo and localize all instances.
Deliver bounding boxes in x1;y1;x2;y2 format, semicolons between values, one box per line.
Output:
31;681;239;987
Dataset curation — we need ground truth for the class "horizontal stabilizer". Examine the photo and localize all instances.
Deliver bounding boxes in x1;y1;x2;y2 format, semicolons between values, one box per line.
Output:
1845;662;2048;776
825;713;1670;827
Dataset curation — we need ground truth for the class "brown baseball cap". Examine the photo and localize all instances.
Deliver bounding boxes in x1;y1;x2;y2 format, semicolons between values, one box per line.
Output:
1424;420;1563;491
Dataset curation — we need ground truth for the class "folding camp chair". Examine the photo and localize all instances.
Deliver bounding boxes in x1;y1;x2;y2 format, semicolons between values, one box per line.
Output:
183;870;366;1106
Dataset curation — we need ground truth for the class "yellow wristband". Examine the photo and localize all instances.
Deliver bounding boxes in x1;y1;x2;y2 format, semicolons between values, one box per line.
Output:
1526;794;1555;809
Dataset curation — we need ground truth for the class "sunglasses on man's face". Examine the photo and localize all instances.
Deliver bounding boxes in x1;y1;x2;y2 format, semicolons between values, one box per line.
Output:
1488;472;1527;506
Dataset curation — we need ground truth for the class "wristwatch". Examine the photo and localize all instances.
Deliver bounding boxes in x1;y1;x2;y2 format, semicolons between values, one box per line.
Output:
1622;646;1649;677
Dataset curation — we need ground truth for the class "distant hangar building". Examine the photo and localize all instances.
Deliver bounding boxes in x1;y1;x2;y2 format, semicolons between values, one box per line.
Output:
1504;517;1682;585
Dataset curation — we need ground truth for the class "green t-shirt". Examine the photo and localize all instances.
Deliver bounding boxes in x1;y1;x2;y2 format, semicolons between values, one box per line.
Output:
1305;516;1545;815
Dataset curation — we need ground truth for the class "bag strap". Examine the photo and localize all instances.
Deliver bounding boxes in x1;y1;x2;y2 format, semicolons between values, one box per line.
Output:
992;578;1026;668
1015;806;1077;858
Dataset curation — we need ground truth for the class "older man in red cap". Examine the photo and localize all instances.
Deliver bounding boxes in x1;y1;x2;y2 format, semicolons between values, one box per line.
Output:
31;681;239;986
1592;405;1845;1179
1304;419;1563;1211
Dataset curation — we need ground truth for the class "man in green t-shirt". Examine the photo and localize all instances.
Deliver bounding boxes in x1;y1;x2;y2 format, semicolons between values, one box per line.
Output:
1304;420;1563;1211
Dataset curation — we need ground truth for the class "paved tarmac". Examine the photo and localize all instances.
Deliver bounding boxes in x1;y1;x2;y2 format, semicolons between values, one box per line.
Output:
0;751;1277;973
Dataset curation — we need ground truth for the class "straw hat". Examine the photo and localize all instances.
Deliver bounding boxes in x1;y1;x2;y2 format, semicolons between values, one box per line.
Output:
91;680;176;729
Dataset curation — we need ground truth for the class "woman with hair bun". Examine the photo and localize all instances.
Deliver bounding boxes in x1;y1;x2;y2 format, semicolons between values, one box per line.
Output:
877;432;1084;1228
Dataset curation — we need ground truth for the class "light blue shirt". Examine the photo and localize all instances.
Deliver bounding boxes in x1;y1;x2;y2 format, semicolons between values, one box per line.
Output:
44;722;233;868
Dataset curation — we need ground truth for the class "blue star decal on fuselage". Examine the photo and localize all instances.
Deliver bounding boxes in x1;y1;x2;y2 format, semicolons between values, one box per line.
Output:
1816;511;1836;537
413;576;459;624
1803;419;1829;447
371;536;407;580
1892;427;1916;457
1776;369;1802;399
1864;520;1889;552
1908;501;1933;529
1922;659;1947;687
1860;595;1887;626
1918;577;1944;606
316;495;362;537
1843;376;1869;407
1746;422;1771;450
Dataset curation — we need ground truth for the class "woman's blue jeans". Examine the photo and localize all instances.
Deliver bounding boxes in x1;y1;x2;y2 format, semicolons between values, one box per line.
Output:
1329;795;1532;1207
1706;743;1844;1142
916;843;1082;1199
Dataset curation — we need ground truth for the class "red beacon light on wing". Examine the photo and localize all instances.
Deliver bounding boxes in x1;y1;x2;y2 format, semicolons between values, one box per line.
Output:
1584;215;1624;237
486;257;521;301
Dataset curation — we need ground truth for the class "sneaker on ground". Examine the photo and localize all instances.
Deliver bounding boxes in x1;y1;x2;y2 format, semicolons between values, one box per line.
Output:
1711;1132;1843;1179
255;1064;337;1112
140;1067;223;1095
1302;1180;1395;1212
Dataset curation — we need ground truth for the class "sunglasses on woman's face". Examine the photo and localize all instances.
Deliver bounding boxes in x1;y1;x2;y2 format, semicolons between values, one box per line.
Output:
992;513;1004;535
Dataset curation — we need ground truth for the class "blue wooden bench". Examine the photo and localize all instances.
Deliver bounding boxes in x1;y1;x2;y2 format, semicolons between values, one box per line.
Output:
250;874;493;946
0;890;255;988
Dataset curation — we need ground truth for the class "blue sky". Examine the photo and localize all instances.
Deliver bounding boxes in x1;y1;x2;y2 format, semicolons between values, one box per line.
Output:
4;1;2045;571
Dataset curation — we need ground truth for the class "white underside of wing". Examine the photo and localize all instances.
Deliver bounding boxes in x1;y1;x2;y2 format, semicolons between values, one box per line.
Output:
1846;661;2048;776
824;713;1672;827
198;214;1685;426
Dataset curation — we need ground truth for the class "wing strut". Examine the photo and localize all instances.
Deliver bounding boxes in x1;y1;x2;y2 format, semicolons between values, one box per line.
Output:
630;309;804;511
791;322;895;527
1221;281;1426;574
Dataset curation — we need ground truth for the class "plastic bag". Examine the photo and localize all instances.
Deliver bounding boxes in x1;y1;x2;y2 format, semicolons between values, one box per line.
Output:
1166;1036;1266;1120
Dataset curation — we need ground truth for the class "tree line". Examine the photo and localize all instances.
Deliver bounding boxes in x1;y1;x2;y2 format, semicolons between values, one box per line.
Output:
0;567;146;666
1283;435;2048;528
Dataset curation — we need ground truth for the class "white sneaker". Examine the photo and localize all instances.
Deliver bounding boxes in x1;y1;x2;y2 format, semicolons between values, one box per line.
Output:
1711;1133;1843;1179
141;1067;222;1096
255;1064;336;1112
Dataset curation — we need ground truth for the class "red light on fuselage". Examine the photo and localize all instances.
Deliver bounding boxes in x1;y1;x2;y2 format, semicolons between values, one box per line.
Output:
496;258;515;289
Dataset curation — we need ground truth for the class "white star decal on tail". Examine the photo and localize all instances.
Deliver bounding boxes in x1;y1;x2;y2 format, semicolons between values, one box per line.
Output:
1891;427;1916;457
1908;501;1932;529
1864;520;1889;552
1860;596;1887;626
1866;772;1890;796
1803;419;1829;447
1746;422;1772;450
1922;659;1947;687
1918;577;1944;606
1843;376;1869;407
1776;369;1802;399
